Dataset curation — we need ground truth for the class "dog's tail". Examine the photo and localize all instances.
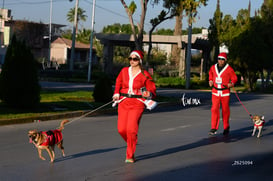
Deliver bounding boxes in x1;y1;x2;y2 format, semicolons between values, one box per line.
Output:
58;120;69;131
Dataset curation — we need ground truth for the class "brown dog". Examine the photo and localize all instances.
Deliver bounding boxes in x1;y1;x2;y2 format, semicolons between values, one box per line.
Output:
28;120;69;163
251;115;265;138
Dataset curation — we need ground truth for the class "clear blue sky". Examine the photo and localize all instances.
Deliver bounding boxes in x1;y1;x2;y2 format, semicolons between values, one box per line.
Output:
4;0;264;32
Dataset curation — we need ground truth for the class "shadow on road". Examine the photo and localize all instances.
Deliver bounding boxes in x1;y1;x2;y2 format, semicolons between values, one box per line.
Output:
137;151;273;180
137;119;273;162
54;146;125;162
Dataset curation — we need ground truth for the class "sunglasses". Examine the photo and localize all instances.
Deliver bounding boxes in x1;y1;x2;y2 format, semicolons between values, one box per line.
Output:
128;57;140;61
218;58;226;61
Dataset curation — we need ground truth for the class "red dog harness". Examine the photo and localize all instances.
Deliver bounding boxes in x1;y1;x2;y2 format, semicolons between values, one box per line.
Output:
254;119;265;128
40;130;63;146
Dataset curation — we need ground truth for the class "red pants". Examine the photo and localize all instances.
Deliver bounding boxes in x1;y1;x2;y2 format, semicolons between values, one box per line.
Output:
211;95;230;130
117;98;144;159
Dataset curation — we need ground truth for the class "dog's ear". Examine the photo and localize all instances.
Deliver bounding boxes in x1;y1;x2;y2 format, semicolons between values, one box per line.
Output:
261;116;265;120
28;130;38;135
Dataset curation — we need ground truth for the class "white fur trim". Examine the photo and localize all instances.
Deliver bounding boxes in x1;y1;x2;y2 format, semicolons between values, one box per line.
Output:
218;55;227;60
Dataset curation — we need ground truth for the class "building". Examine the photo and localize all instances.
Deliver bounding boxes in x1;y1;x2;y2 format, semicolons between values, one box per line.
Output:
51;37;97;68
0;8;11;64
0;8;98;69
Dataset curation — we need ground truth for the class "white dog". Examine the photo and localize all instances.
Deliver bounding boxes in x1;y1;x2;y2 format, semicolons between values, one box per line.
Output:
251;115;265;138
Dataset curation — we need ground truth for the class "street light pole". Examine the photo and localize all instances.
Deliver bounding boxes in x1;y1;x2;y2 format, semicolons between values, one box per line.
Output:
48;0;52;67
70;0;79;71
87;0;96;82
185;12;192;89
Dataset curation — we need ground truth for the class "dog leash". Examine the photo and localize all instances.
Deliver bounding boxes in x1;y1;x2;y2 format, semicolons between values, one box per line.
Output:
232;87;253;119
61;100;114;127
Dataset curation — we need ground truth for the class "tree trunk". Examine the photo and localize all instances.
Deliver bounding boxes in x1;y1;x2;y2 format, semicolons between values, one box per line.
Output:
120;0;145;51
260;70;265;91
172;13;182;65
266;69;272;88
243;75;251;92
172;5;184;78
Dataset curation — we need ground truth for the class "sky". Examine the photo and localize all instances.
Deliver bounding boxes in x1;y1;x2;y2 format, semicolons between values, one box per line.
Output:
4;0;264;33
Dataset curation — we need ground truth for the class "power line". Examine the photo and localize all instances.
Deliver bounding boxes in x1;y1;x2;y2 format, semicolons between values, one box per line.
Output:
83;0;128;20
83;0;152;28
5;0;67;6
6;0;129;22
6;0;152;29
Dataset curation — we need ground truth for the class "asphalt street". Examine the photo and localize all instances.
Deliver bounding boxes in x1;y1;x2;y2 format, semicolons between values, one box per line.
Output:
1;82;273;180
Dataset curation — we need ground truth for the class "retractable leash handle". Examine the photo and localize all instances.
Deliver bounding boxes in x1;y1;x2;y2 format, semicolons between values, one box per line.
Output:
231;87;253;119
112;101;118;107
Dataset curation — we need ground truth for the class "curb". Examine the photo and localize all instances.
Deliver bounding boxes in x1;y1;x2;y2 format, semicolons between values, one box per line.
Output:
0;110;87;126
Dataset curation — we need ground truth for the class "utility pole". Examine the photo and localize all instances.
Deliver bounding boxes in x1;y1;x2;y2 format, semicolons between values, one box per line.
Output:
185;12;192;89
70;0;79;71
87;0;96;82
48;0;52;67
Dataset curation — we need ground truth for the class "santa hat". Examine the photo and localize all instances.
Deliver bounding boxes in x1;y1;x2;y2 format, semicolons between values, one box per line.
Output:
218;52;227;61
130;50;144;64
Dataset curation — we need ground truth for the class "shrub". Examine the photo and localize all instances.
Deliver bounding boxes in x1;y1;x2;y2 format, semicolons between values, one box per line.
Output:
0;35;41;108
93;73;113;103
155;77;185;88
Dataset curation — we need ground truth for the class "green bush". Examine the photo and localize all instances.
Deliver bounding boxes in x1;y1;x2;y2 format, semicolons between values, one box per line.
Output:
155;77;185;88
0;35;41;108
93;73;113;103
155;75;209;89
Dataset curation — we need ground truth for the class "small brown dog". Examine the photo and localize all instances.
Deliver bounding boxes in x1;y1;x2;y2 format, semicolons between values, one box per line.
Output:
251;115;265;138
28;120;69;163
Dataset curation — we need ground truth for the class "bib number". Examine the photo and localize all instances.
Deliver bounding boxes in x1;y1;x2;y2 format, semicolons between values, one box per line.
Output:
215;77;222;85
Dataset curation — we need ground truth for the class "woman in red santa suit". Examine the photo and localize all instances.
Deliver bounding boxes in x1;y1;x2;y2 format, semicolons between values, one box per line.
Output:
209;52;237;136
113;50;156;163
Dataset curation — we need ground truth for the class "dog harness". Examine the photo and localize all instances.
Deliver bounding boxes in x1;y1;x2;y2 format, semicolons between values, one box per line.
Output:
254;119;265;128
40;130;63;146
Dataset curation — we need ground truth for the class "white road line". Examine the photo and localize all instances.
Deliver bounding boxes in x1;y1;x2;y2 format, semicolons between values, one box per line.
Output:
161;125;191;132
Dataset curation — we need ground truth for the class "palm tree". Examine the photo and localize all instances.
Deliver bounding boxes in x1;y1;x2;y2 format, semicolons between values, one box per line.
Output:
67;7;87;35
76;28;91;44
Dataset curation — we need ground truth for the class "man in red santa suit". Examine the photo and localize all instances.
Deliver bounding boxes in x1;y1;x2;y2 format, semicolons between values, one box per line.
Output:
113;50;156;163
209;52;237;136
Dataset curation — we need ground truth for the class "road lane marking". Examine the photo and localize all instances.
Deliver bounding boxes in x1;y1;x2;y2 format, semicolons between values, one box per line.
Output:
161;125;191;132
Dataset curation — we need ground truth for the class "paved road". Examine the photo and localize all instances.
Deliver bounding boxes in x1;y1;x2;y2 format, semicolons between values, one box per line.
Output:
1;86;273;181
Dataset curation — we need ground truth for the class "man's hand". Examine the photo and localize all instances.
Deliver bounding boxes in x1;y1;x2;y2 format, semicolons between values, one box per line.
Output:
227;83;234;88
209;81;213;87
